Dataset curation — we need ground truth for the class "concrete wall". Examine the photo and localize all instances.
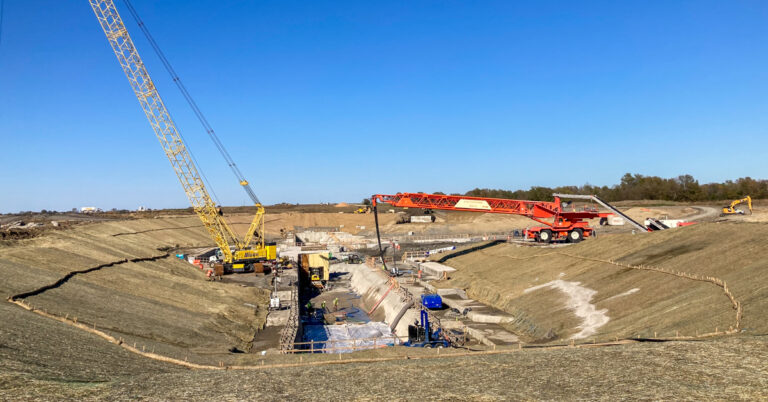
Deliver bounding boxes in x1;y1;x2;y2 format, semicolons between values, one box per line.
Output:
345;263;419;338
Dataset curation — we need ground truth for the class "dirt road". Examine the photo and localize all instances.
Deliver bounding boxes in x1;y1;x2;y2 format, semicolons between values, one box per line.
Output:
685;206;719;221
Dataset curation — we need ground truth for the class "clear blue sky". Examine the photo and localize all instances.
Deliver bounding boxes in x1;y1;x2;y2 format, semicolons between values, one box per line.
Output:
1;1;767;213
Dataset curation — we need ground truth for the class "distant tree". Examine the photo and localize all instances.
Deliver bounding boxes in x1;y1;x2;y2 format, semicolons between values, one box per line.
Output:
460;173;767;203
362;198;371;205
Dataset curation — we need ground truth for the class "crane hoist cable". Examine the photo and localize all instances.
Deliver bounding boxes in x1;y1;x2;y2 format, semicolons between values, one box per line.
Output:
121;0;260;206
373;203;392;274
90;0;271;270
118;1;224;210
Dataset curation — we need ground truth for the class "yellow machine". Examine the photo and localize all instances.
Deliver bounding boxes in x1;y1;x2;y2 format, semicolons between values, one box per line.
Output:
300;253;330;288
722;196;753;215
90;0;275;273
353;206;372;214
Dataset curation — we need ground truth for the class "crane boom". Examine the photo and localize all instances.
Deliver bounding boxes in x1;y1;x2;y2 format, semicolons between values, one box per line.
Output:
372;192;610;243
89;0;268;266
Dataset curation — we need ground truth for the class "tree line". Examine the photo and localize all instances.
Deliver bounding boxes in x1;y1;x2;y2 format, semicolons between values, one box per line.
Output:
463;174;766;202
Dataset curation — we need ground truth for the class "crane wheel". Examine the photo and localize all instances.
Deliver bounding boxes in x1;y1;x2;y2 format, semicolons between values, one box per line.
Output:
539;230;552;243
567;229;583;243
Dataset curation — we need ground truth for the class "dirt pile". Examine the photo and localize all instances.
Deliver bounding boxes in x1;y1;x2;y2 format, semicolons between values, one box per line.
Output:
219;210;534;237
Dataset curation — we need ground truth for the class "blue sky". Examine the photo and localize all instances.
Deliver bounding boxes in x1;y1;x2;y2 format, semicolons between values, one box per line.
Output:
1;1;767;213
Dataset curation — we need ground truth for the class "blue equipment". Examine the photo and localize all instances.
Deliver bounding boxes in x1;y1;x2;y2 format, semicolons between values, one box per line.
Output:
420;294;443;309
403;309;450;348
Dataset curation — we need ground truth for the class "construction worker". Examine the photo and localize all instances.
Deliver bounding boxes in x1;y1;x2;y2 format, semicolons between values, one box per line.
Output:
306;301;312;314
321;300;326;312
333;297;339;311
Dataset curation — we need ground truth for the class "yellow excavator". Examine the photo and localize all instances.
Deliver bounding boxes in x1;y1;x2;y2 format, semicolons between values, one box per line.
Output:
722;196;753;216
89;0;275;273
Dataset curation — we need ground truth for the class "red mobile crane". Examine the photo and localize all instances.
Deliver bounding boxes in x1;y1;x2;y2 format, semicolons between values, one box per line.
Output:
371;193;612;243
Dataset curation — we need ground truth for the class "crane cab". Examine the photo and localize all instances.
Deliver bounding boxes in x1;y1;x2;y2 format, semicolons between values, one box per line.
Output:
218;243;277;273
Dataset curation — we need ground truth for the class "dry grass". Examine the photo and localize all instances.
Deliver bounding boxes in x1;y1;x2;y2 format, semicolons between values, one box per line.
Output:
2;321;766;400
434;222;768;343
2;215;768;399
0;218;271;366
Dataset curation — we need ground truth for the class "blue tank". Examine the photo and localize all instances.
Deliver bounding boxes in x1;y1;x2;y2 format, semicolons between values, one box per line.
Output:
420;294;443;309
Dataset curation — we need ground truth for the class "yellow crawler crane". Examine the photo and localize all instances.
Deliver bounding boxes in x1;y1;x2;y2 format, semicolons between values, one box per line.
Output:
89;0;275;273
722;196;753;216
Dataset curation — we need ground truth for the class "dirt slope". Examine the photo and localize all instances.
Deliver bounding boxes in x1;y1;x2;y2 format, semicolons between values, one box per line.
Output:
435;222;768;343
2;323;766;400
0;218;270;365
1;215;767;399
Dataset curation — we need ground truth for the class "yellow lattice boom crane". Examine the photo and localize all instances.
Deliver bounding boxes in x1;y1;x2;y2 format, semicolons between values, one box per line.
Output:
89;0;275;273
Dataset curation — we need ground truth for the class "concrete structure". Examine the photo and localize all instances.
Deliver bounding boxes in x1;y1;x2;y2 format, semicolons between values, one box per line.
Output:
418;262;457;279
345;263;419;337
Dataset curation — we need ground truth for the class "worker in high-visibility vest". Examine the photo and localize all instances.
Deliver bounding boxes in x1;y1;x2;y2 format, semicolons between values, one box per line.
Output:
321;300;326;312
333;297;339;311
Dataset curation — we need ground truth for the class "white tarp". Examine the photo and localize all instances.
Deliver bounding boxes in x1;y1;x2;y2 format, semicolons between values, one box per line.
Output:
303;322;395;353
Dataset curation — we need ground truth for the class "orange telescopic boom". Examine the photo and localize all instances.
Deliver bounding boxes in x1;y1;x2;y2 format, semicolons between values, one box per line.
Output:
371;193;611;243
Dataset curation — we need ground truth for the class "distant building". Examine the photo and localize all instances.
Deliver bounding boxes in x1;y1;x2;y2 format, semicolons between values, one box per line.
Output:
80;207;102;214
137;206;148;212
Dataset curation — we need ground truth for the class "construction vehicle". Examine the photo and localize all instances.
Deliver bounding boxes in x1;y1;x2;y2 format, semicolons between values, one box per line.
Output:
300;253;330;288
89;1;275;274
722;196;753;215
346;254;363;264
404;309;450;348
353;206;372;214
372;193;614;243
